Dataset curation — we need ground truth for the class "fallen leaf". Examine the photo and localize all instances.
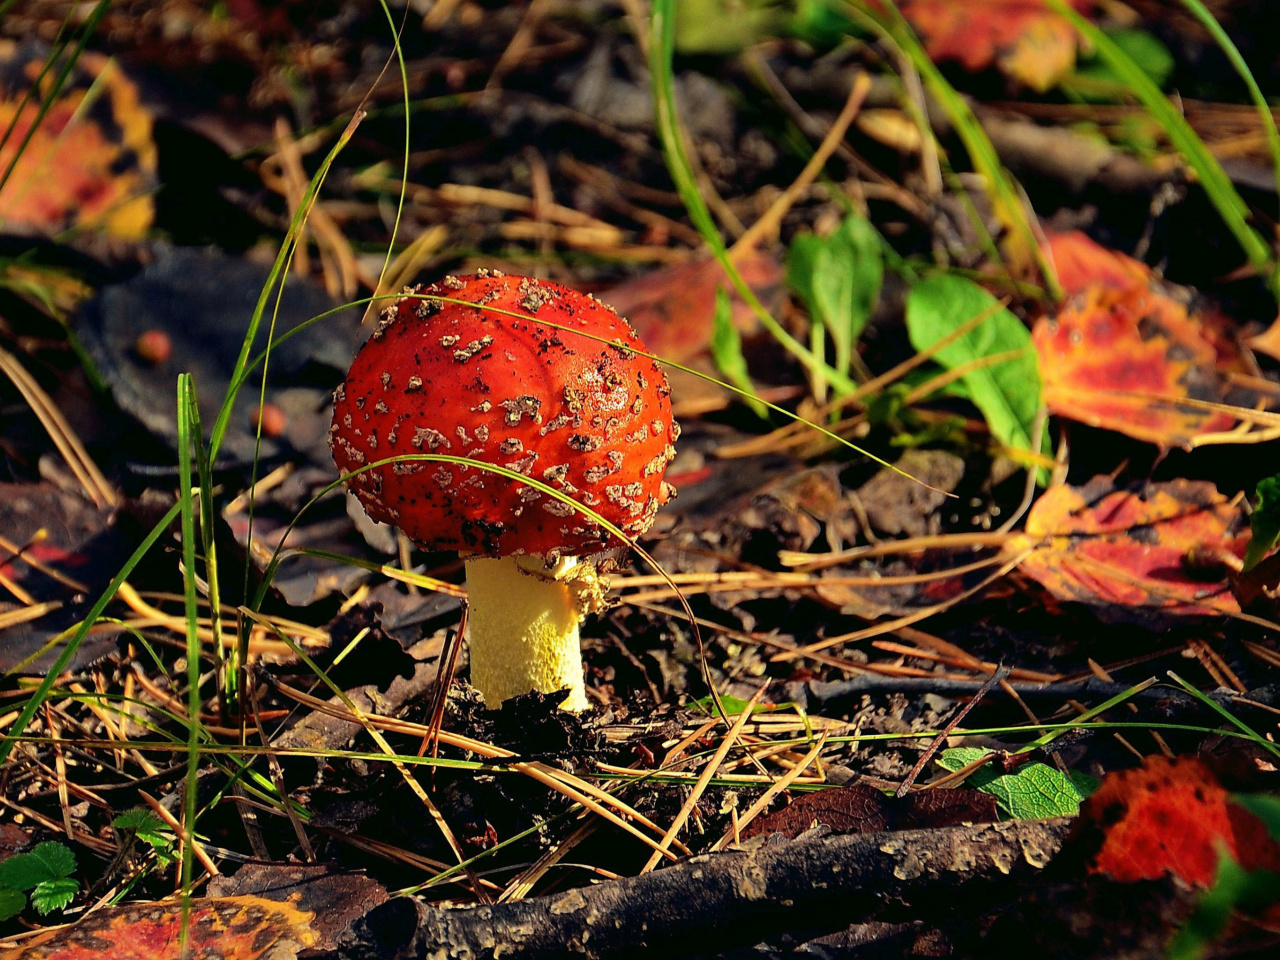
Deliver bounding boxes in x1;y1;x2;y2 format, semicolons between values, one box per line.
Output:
75;246;355;466
595;252;783;411
208;864;388;955
0;482;124;675
938;748;1089;819
741;781;998;841
899;0;1094;92
1010;476;1249;617
1075;756;1280;895
0;40;157;238
906;274;1048;460
599;251;782;365
1045;230;1153;295
0;895;317;960
1033;232;1260;449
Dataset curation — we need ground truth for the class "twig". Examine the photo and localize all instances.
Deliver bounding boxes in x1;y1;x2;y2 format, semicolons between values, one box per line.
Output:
730;72;872;255
895;667;1009;798
340;819;1072;960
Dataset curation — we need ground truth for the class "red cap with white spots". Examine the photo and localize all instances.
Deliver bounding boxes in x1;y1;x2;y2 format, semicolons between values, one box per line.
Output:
330;271;679;560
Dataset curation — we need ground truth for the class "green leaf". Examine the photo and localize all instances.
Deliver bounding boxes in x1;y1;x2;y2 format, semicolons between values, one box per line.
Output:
905;275;1047;464
936;746;992;772
1077;29;1175;89
0;842;74;891
29;842;75;880
1245;475;1280;571
690;694;788;717
0;856;44;892
113;807;171;849
1169;856;1280;960
29;877;77;915
787;214;883;381
1234;793;1280;842
937;748;1086;819
0;887;26;922
710;288;765;417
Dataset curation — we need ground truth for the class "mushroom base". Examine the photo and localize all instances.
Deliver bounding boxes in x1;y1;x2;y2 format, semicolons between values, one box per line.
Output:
464;555;590;712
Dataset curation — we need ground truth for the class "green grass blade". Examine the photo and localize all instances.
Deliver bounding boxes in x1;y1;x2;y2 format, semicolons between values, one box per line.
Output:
1174;0;1280;207
650;0;856;394
1166;671;1280;761
1048;0;1276;291
206;112;363;466
849;0;1062;300
1017;677;1158;753
175;374;203;936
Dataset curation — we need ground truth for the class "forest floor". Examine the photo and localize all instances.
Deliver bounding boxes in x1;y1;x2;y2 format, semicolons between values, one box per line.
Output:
4;1;1280;957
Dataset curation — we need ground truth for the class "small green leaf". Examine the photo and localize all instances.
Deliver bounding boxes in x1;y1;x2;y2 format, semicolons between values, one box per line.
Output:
1234;793;1280;842
1169;855;1280;960
905;275;1047;468
787;214;884;381
0;887;26;922
29;877;77;915
690;694;789;717
0;843;74;892
937;748;1086;819
710;288;766;417
937;747;993;773
113;807;171;849
1245;475;1280;571
0;857;43;892
29;842;76;880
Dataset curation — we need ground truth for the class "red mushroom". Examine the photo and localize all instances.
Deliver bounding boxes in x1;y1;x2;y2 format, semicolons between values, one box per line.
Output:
330;271;678;710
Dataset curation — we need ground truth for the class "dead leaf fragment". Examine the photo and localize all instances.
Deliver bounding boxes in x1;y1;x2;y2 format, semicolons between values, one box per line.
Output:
1;895;316;960
1010;476;1249;617
900;0;1093;92
743;781;998;841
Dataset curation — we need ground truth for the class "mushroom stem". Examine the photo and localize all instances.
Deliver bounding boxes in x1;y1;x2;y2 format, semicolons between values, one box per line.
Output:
464;555;591;712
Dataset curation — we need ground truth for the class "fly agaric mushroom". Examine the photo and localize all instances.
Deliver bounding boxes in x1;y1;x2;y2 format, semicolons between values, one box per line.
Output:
330;271;678;711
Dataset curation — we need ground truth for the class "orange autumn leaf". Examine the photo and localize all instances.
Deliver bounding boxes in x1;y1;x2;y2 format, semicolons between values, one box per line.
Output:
1046;230;1153;294
900;0;1094;92
0;43;157;239
1075;756;1280;900
1010;477;1249;616
2;895;316;960
1033;232;1259;449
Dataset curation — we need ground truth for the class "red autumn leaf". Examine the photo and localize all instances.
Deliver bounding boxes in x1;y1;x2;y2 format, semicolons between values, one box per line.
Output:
1076;756;1280;902
599;251;782;365
1009;476;1249;616
0;895;317;960
899;0;1094;92
0;45;157;239
1033;232;1260;449
1047;229;1154;295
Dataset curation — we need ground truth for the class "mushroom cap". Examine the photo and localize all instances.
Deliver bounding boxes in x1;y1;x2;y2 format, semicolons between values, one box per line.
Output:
330;272;679;559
